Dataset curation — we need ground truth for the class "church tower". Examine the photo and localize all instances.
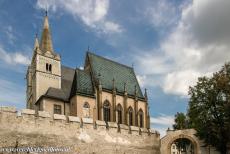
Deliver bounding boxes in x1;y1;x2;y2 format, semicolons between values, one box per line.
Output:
26;13;61;109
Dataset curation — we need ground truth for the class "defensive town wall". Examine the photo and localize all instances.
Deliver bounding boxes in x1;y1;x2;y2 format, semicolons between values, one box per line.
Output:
0;107;160;154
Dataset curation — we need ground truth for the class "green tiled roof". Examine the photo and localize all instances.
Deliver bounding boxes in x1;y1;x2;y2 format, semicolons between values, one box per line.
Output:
87;52;144;98
71;69;94;97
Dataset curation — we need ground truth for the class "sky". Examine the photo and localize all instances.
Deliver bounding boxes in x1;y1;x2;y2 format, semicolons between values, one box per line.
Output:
0;0;229;137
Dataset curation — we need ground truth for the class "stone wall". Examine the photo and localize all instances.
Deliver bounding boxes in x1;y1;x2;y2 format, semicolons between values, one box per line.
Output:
0;107;160;154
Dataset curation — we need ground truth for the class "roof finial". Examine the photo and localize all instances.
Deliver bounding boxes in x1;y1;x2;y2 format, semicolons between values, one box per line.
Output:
144;88;148;100
34;33;39;50
134;85;138;97
124;82;127;93
112;78;115;90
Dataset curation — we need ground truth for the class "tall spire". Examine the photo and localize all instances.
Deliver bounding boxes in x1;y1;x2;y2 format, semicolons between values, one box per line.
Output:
34;34;39;50
40;12;54;53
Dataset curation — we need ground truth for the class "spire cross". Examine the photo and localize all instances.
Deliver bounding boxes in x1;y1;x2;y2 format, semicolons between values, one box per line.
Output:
45;4;48;16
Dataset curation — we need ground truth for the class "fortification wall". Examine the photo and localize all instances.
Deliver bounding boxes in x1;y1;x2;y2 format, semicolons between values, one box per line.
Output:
0;107;160;154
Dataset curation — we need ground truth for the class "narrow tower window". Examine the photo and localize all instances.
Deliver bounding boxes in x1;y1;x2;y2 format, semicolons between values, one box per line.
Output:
46;63;49;71
49;64;52;72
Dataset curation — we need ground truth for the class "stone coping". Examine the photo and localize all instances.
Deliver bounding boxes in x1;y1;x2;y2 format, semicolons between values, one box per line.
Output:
108;122;118;128
82;118;93;124
96;120;106;126
53;114;66;120
141;128;148;133
0;106;17;113
21;109;35;115
130;126;139;131
38;111;51;118
68;116;81;123
119;124;129;130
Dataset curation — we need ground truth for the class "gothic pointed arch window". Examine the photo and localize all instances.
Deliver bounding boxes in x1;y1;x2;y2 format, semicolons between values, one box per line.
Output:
139;109;144;128
83;102;90;118
128;106;133;126
103;100;111;122
116;104;123;124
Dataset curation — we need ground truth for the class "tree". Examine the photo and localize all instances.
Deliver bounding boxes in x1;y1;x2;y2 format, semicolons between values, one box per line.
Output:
188;62;230;154
173;112;190;130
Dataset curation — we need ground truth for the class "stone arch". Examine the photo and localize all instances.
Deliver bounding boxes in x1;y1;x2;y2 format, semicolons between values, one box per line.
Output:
161;129;201;154
167;134;199;154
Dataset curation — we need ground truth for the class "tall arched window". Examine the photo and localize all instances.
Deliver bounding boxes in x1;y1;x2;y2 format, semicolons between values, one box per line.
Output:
139;109;144;128
128;106;133;126
83;102;90;118
103;100;110;122
117;104;123;124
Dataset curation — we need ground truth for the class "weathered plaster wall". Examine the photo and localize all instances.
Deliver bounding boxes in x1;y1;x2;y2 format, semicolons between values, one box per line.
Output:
0;107;160;154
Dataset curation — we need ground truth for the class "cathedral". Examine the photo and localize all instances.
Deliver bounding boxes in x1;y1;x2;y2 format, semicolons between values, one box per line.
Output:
26;14;150;128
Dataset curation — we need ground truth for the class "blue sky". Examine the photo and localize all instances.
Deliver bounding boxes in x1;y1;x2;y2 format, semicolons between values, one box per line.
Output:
0;0;230;137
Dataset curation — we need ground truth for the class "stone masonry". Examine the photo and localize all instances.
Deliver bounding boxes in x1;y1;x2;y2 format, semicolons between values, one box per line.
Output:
0;107;160;154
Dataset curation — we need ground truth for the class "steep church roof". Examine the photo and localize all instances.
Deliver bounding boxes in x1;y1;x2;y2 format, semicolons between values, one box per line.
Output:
41;52;144;102
87;52;144;98
70;69;94;97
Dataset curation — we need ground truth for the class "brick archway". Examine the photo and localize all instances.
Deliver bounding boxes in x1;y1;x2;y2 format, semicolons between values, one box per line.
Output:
161;129;201;154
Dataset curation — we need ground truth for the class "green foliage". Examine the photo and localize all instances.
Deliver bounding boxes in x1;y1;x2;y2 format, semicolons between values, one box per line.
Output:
174;138;194;153
188;62;230;153
173;112;190;130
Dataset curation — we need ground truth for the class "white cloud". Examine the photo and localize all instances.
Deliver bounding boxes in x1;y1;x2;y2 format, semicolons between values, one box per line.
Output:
0;45;30;66
0;78;25;107
135;0;230;97
150;114;174;137
36;0;123;34
4;25;16;44
151;114;174;126
103;21;123;33
144;0;179;28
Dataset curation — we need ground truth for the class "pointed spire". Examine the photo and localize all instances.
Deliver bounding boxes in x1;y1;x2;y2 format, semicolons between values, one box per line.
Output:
34;34;39;50
124;82;127;94
98;72;102;90
40;12;54;53
112;78;115;90
144;88;148;101
134;85;137;96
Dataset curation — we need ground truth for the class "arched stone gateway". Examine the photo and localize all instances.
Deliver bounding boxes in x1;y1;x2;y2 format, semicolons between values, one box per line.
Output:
161;129;220;154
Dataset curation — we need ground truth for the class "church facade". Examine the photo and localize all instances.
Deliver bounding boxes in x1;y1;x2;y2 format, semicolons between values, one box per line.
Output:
26;14;150;128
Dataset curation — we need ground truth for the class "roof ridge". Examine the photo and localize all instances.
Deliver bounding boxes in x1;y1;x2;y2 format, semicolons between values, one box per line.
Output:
87;51;133;70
